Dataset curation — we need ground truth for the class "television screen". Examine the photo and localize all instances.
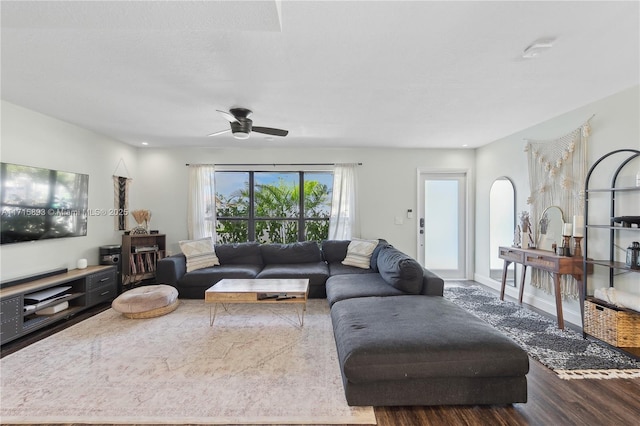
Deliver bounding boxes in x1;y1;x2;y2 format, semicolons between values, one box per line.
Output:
1;162;89;244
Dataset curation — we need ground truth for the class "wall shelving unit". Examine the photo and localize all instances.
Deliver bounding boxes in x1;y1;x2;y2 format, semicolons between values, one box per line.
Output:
583;149;640;351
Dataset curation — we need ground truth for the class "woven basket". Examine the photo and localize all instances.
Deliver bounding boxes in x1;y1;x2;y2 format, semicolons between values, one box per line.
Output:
123;299;180;319
584;299;640;347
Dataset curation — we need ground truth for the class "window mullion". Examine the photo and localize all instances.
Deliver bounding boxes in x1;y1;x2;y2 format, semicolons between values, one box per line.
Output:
298;172;305;241
249;172;255;241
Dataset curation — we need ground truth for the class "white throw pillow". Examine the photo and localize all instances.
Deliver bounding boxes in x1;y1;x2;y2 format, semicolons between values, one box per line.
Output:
342;238;378;269
179;237;220;272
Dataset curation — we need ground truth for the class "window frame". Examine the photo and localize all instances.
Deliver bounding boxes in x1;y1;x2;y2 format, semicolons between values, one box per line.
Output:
215;170;332;243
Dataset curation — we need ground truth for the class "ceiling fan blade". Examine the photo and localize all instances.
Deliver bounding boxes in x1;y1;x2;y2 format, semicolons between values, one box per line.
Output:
252;126;289;137
207;129;231;137
216;110;238;123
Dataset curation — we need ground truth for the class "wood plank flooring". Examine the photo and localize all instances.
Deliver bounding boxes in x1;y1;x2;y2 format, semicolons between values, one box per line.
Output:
2;282;639;426
375;357;640;426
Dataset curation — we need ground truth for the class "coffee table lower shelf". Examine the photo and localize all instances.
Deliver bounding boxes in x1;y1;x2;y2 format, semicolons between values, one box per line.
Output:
204;278;310;328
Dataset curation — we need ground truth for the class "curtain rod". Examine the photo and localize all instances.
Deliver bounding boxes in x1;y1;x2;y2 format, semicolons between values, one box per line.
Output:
185;162;362;166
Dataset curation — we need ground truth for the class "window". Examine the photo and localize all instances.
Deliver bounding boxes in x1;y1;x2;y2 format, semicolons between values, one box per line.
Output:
215;171;333;243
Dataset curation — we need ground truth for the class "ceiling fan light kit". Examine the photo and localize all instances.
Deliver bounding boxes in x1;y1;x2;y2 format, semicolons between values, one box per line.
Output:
233;132;250;140
208;107;289;139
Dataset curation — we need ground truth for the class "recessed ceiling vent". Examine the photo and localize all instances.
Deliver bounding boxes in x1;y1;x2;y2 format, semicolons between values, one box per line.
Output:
522;38;555;59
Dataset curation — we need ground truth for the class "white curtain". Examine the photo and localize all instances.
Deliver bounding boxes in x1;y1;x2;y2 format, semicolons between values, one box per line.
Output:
328;163;359;239
187;165;216;240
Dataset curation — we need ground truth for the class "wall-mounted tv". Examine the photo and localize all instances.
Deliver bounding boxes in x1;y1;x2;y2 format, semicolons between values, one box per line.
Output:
1;162;89;245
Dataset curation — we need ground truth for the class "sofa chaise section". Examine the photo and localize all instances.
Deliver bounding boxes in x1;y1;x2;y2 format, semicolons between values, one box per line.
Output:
330;295;529;406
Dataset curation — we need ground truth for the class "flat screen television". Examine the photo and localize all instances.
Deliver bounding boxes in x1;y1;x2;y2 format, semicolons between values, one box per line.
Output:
1;162;89;244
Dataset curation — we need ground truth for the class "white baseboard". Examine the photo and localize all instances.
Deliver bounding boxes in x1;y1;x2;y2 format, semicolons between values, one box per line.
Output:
472;273;582;328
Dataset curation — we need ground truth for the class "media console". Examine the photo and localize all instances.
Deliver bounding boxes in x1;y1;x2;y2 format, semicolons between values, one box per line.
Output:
0;265;117;345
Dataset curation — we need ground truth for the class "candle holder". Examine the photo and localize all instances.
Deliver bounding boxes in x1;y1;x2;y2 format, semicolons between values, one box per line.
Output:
561;235;572;257
573;236;583;257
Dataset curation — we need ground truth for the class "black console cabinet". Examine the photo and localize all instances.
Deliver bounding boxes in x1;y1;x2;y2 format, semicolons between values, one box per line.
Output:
0;265;117;345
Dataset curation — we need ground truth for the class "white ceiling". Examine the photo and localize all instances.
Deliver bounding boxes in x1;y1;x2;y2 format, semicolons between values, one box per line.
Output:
1;1;638;149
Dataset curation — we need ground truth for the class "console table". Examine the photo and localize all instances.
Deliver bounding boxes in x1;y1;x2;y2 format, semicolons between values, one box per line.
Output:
498;246;584;329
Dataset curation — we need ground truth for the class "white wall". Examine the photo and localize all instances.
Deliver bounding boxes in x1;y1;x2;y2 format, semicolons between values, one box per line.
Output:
475;85;640;327
0;101;139;281
4;84;636;313
135;146;476;259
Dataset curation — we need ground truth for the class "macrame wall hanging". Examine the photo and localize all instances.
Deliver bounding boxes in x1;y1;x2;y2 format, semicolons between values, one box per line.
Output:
113;159;132;231
524;118;591;298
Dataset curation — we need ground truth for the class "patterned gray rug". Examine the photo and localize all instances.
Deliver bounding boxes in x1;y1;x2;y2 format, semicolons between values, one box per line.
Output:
445;285;640;380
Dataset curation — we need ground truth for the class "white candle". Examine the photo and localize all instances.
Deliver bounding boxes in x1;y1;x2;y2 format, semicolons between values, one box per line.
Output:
562;223;573;236
573;215;584;237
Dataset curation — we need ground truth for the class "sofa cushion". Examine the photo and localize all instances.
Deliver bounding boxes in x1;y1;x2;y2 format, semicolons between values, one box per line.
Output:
376;247;423;294
321;240;351;263
257;262;329;287
331;295;529;383
328;262;377;277
326;274;405;307
342;239;378;269
178;238;220;272
177;264;262;288
216;242;263;265
261;241;322;264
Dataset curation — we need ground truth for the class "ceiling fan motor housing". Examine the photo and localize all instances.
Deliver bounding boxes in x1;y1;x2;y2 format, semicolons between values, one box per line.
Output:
230;119;252;138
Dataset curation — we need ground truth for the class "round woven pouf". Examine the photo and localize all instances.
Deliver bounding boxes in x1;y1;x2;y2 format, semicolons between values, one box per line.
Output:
112;284;179;319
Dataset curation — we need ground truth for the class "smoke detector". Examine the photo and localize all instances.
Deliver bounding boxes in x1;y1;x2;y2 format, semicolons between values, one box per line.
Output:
522;38;555;59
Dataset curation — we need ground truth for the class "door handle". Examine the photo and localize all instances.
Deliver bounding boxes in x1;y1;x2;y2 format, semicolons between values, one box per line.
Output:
419;218;424;228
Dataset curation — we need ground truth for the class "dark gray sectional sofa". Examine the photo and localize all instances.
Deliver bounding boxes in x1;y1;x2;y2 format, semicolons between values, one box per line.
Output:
157;240;332;299
156;239;529;407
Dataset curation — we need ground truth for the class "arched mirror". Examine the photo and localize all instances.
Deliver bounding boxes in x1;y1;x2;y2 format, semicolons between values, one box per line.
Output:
537;206;564;252
489;177;516;284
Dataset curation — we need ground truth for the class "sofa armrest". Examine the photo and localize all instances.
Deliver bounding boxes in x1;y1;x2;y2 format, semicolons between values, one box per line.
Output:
156;254;187;286
420;268;444;296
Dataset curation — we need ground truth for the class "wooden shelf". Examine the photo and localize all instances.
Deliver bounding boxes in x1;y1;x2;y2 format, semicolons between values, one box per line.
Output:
586;259;640;272
121;234;166;286
22;292;85;317
586;186;640;192
587;224;640;231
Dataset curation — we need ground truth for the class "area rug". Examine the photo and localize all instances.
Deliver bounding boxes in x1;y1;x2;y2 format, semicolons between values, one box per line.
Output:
0;299;376;425
445;285;640;380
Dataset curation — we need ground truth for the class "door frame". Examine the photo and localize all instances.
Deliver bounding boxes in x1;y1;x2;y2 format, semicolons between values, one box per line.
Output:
416;168;473;280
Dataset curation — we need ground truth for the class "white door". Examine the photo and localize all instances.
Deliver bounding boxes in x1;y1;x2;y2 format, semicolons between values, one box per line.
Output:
418;172;467;279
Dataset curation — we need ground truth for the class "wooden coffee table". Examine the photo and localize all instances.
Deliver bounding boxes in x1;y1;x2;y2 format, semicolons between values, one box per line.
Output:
204;278;310;327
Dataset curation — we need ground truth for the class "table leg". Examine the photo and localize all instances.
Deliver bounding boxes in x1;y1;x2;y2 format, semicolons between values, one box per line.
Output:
553;273;564;329
500;260;512;301
518;265;527;304
294;302;306;327
209;303;218;327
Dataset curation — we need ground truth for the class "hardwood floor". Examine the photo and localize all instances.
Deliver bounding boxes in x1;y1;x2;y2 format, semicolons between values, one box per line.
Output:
2;282;640;426
375;358;640;426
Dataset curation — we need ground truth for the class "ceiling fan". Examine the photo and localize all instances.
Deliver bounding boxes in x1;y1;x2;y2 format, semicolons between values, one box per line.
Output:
207;108;289;140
